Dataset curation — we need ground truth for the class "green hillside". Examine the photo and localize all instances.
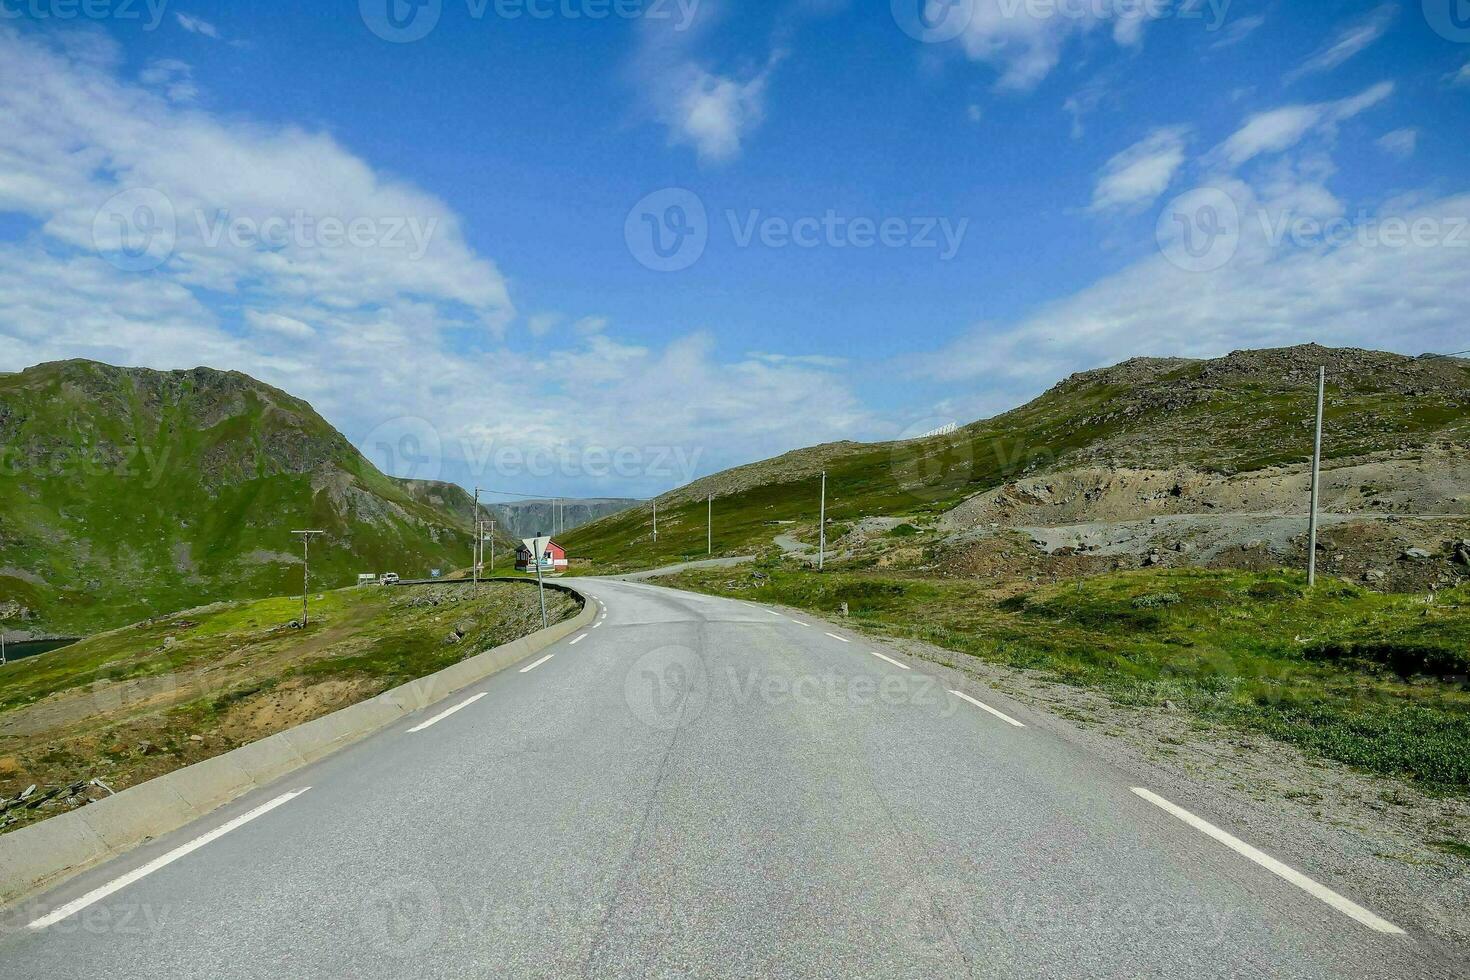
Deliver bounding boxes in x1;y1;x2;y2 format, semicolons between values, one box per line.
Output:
0;360;474;636
562;345;1470;571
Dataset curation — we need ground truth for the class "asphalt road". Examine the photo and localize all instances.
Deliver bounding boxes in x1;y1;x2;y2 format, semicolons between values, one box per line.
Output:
0;579;1457;978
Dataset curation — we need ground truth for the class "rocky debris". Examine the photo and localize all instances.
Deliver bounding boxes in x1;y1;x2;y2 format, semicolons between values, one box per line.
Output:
1363;570;1387;582
1453;541;1470;567
1400;547;1434;561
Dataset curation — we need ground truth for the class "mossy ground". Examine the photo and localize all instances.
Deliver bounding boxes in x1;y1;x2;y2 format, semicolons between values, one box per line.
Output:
0;581;575;832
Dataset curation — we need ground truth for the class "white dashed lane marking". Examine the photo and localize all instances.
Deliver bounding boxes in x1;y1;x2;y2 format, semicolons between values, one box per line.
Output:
1131;788;1405;935
950;690;1025;728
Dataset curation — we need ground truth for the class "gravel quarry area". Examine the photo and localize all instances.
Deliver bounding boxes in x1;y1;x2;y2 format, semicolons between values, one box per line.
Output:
928;448;1470;592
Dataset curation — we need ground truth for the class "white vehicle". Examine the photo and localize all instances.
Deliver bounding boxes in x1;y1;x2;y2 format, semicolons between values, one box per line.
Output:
379;572;400;586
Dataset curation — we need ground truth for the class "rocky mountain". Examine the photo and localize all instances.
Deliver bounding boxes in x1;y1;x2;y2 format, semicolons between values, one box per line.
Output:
486;498;641;540
562;345;1469;570
0;360;475;636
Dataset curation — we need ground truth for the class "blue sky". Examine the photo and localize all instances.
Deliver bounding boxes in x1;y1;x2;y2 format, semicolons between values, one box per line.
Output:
1;1;1467;498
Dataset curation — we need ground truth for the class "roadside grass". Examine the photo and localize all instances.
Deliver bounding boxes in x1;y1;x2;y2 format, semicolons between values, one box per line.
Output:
664;563;1470;792
0;582;576;832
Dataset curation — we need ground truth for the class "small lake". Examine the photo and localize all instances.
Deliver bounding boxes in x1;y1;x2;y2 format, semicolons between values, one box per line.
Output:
2;638;80;663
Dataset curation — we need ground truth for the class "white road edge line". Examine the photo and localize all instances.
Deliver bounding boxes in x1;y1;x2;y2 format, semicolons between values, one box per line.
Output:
569;634;588;645
407;693;488;732
764;610;783;617
1130;788;1405;935
824;632;850;643
949;690;1026;728
591;622;602;629
869;651;910;670
789;620;810;627
520;655;556;674
27;788;312;930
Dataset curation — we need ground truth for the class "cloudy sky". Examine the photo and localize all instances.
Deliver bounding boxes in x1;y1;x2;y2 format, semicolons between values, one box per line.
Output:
1;1;1467;497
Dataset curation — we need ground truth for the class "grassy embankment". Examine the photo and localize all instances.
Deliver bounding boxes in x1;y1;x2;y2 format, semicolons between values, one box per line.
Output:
562;355;1470;575
664;561;1470;792
0;581;576;833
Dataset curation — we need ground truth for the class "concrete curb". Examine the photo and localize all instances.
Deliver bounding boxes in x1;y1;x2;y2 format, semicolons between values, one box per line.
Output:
0;580;593;910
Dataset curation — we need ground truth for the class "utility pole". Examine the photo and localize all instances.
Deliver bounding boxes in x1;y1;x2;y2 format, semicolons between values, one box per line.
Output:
652;498;658;543
1307;366;1325;587
472;487;483;594
291;530;325;627
487;519;496;573
819;471;826;572
707;495;712;556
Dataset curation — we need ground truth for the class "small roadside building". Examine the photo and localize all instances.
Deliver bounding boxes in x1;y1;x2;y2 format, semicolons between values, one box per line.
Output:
516;536;568;573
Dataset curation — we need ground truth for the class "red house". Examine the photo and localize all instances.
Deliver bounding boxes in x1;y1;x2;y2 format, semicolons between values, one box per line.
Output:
516;536;568;573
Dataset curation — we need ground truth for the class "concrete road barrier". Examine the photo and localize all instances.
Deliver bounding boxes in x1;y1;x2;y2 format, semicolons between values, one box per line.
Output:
0;580;592;909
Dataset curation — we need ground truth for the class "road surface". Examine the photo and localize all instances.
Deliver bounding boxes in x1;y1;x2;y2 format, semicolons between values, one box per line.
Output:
0;579;1456;978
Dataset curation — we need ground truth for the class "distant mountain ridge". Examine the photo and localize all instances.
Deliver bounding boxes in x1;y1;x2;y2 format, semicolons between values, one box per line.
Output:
562;345;1470;571
0;360;475;636
486;498;641;540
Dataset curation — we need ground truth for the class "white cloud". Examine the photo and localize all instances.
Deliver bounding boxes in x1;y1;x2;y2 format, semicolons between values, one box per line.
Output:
1448;63;1470;88
747;352;847;368
0;28;875;494
527;312;562;337
1376;128;1418;160
1211;14;1265;50
245;310;315;339
1090;127;1189;212
1284;4;1396;83
667;58;781;163
630;1;789;164
951;0;1173;92
910;186;1470;413
138;59;197;104
1216;82;1394;168
174;13;222;40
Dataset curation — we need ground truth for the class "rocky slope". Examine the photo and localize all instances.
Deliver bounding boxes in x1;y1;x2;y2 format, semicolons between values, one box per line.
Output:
564;345;1468;571
0;360;474;636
